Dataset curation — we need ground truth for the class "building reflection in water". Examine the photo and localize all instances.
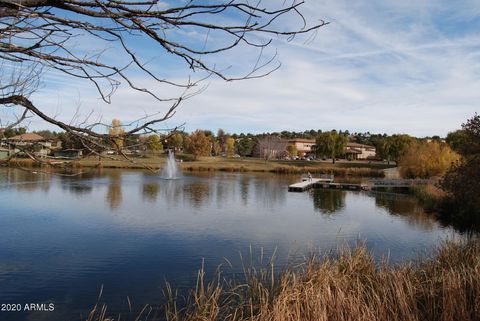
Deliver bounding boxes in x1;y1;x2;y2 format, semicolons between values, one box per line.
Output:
0;168;52;192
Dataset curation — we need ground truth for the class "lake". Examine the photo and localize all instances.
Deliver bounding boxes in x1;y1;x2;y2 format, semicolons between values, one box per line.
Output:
0;168;457;320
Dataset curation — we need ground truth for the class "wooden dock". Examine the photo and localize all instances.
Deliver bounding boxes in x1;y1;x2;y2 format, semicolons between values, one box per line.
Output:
288;178;332;192
314;182;368;191
288;178;368;192
289;178;434;193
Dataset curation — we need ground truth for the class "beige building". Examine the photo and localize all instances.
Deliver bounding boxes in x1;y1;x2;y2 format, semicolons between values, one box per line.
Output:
345;142;376;160
287;139;377;160
287;139;316;155
7;133;62;156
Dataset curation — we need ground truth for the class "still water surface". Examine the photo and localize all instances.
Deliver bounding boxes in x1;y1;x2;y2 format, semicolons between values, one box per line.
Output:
0;168;457;320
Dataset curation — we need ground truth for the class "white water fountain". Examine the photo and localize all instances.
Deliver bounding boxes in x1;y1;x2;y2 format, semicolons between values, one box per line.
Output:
161;150;181;179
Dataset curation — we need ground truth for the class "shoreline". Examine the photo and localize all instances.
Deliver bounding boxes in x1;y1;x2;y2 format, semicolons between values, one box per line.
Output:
3;156;392;177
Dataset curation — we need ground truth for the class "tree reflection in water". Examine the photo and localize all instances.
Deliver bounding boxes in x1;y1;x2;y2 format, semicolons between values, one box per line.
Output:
106;171;122;209
183;182;211;209
253;175;288;208
239;175;250;206
374;193;436;231
58;171;95;195
141;177;183;207
142;183;160;202
310;189;346;215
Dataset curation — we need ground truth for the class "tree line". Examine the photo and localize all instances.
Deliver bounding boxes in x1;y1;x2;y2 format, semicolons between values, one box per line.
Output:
1;122;453;164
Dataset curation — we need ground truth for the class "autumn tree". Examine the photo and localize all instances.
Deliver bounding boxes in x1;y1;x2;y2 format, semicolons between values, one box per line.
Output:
187;130;211;160
108;119;125;150
314;130;347;164
287;144;298;157
225;137;235;157
0;1;325;161
399;141;459;178
145;135;163;155
168;133;184;152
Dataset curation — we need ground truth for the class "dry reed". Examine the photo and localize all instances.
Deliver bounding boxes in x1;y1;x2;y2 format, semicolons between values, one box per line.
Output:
87;238;480;321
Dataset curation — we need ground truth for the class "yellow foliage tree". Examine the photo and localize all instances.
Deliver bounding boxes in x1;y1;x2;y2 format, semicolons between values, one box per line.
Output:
399;141;459;178
226;137;235;157
286;145;297;157
109;119;125;150
145;135;163;155
187;130;211;160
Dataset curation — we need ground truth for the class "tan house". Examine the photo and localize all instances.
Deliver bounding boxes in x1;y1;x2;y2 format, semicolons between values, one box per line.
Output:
345;142;376;160
7;133;62;156
287;139;316;155
287;138;377;160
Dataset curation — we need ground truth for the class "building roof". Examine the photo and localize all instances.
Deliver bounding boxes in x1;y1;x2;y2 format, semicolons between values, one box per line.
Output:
347;142;375;149
8;133;45;141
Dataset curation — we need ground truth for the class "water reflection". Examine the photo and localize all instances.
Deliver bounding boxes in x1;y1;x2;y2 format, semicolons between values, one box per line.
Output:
142;183;160;202
184;182;211;209
310;189;346;215
253;175;287;208
139;173;289;211
106;171;122;209
374;193;437;231
0;168;459;321
58;174;94;195
239;175;250;206
0;168;51;192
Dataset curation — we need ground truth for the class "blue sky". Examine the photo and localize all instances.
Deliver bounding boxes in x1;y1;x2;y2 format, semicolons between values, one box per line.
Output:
7;0;480;137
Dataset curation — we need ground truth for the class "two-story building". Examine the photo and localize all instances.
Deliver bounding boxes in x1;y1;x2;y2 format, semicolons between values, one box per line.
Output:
287;138;316;156
286;138;377;160
345;142;376;160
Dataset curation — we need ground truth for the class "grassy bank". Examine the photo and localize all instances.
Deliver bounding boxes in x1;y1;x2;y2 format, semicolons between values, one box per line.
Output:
4;156;389;177
88;238;480;321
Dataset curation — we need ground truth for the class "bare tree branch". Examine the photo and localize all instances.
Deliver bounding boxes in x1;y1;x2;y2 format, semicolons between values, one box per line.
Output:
0;0;326;167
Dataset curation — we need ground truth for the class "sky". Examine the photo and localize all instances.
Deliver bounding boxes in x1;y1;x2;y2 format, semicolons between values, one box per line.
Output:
5;0;480;137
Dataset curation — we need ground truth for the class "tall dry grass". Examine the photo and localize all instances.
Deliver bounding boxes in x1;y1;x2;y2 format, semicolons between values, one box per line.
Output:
87;239;480;321
181;164;383;177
